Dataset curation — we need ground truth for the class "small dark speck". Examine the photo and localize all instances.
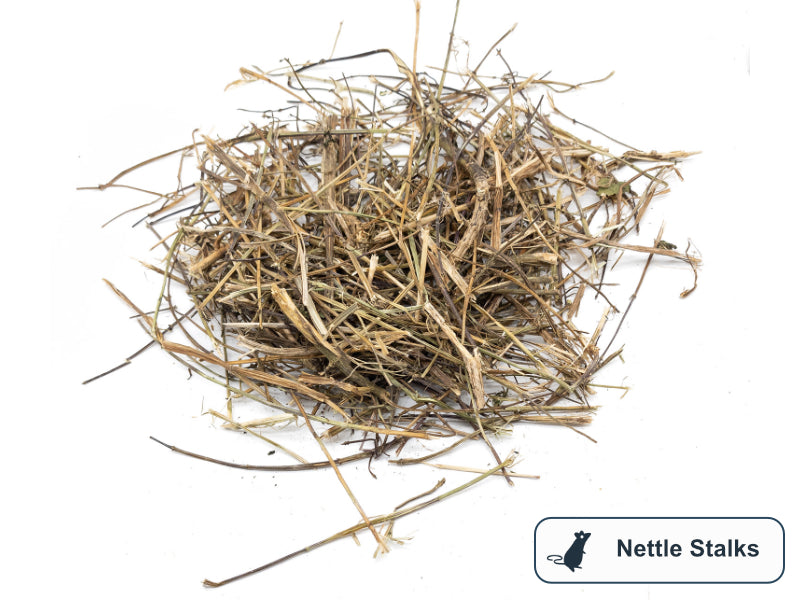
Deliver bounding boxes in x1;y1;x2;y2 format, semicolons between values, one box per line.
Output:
268;450;276;455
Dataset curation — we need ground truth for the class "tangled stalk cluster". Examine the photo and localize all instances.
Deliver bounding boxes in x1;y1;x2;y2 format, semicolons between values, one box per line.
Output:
87;26;698;585
98;48;697;466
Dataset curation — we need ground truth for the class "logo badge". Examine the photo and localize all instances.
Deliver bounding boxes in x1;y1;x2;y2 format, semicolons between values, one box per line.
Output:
535;517;784;584
547;530;591;572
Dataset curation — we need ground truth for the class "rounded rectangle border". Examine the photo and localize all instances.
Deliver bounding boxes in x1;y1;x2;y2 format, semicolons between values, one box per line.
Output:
534;517;785;584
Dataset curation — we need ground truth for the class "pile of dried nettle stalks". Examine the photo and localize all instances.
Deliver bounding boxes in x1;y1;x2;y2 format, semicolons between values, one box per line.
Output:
85;7;698;587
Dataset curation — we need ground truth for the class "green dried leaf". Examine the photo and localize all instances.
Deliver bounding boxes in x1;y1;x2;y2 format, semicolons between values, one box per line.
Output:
597;176;631;197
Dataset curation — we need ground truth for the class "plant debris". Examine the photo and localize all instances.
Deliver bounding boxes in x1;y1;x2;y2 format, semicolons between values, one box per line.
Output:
84;4;699;586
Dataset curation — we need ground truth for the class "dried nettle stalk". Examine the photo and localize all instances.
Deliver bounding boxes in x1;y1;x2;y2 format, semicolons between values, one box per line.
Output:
86;6;698;587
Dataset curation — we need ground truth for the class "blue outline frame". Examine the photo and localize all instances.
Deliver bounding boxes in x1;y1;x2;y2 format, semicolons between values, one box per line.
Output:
533;516;785;584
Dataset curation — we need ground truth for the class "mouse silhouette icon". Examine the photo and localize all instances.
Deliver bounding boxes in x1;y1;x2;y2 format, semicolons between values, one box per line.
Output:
547;530;591;572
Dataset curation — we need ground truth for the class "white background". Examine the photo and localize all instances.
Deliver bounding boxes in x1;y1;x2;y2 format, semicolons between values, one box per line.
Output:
2;1;798;599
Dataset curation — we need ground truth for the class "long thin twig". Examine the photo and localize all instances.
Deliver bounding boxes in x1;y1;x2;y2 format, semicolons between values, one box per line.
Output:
202;453;516;588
